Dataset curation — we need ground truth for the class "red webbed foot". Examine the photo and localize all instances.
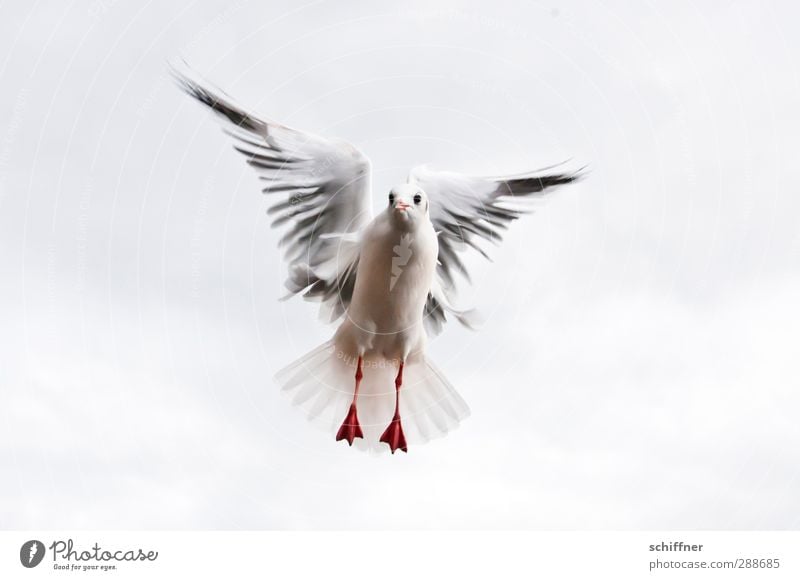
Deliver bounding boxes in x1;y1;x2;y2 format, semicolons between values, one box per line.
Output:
335;403;363;446
380;361;408;454
379;416;407;454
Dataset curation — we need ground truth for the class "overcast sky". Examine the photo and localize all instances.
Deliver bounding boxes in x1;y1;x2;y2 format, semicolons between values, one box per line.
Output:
1;0;799;529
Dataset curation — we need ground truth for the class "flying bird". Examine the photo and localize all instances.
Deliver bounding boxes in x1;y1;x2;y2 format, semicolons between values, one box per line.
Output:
173;64;581;454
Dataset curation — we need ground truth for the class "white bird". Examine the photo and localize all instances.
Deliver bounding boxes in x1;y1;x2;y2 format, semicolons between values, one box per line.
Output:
173;65;581;454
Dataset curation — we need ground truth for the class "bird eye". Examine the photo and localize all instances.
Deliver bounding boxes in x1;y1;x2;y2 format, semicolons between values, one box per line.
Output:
413;194;422;204
388;193;395;205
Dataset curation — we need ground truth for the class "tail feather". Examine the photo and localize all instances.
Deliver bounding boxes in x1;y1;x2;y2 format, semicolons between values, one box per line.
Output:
275;340;469;452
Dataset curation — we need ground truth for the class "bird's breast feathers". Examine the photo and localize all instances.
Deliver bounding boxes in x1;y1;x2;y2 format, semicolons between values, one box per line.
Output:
348;215;437;328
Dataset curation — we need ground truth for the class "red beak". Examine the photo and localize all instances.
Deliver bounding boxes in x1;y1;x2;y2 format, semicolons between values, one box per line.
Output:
395;202;410;211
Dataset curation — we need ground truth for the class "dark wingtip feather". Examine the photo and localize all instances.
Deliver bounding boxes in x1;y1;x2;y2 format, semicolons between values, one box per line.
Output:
169;59;262;132
498;164;586;197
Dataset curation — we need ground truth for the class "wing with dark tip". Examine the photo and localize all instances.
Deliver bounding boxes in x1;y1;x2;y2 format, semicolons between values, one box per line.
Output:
409;164;582;334
173;64;372;322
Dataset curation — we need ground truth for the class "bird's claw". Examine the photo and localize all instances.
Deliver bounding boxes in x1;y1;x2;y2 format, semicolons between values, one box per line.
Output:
379;417;407;454
335;403;363;446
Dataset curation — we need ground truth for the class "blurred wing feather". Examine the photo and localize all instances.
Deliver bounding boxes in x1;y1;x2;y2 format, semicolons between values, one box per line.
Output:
173;64;372;322
410;164;582;334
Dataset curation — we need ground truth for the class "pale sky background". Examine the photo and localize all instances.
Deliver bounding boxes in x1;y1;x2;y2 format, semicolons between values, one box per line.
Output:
1;0;799;529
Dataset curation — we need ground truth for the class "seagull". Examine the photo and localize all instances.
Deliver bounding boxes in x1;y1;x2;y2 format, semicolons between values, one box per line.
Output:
173;64;581;454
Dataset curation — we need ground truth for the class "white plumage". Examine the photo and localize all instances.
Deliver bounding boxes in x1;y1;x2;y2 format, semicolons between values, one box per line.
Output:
174;64;580;453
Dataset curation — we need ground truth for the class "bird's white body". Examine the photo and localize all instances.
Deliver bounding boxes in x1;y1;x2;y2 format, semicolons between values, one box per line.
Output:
336;206;438;365
276;185;471;453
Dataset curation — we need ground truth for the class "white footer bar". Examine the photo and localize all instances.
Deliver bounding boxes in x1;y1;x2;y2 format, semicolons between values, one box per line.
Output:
1;531;797;579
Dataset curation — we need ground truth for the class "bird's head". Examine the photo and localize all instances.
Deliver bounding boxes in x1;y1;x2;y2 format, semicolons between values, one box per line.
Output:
387;183;429;232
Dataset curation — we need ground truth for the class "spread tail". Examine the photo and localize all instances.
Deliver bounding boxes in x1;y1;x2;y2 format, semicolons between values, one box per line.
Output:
275;341;470;452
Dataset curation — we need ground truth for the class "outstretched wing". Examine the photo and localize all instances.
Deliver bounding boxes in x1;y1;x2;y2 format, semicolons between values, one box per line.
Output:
409;164;582;335
173;64;372;322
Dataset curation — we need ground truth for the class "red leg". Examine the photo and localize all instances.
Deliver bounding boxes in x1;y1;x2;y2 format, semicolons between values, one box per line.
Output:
380;361;408;454
336;356;364;446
